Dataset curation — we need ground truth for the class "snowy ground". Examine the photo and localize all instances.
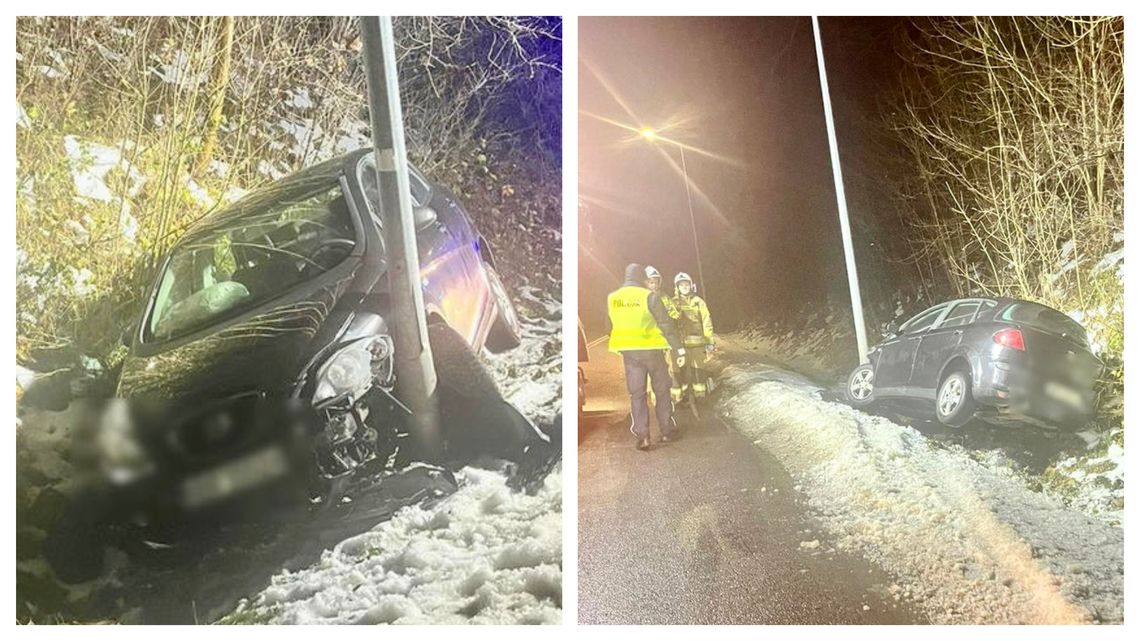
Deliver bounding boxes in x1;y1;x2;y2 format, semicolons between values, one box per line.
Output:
225;465;561;624
223;289;564;625
715;360;1123;624
483;284;563;427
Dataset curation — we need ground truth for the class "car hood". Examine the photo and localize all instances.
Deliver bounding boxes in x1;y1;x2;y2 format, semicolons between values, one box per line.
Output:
118;276;354;411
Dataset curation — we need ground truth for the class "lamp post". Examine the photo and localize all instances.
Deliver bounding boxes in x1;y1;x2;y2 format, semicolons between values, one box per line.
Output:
640;128;706;296
812;16;869;364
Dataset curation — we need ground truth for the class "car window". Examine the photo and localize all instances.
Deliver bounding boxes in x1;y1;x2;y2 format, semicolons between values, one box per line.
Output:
147;184;356;342
938;301;981;328
1000;303;1089;347
900;305;946;335
357;155;429;212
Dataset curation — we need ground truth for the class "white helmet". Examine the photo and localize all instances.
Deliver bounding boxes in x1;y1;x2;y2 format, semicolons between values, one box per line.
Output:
645;265;661;280
674;272;693;288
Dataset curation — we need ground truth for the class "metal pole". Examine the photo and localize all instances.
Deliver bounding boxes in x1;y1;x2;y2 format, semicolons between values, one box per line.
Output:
678;145;707;296
359;16;441;458
812;16;869;364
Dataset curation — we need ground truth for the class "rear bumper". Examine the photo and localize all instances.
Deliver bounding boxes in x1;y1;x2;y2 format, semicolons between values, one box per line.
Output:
973;358;1097;428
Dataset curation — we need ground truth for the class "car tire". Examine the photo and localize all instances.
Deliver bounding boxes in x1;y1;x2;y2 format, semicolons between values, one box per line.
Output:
429;322;546;462
846;363;876;408
936;369;976;428
483;266;522;353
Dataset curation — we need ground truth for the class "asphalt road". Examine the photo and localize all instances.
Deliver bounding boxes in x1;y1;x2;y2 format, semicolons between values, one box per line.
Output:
577;343;924;624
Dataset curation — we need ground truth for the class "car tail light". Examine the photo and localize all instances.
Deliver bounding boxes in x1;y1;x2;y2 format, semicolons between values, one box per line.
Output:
993;328;1025;351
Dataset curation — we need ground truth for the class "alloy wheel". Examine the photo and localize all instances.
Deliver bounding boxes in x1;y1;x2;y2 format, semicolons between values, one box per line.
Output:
939;376;965;416
849;368;874;401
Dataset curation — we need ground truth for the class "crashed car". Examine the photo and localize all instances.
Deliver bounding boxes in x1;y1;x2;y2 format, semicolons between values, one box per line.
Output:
46;150;551;580
846;297;1103;429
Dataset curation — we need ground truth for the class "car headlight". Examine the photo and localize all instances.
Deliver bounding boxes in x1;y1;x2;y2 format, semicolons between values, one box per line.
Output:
313;336;393;405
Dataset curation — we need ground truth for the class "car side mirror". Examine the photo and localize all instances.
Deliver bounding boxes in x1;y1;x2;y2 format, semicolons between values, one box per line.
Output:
413;205;438;230
886;319;900;336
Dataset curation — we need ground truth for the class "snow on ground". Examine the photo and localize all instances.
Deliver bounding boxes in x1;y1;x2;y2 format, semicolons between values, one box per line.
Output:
716;362;1123;624
229;464;562;624
1040;428;1124;524
226;286;563;624
62;135;147;204
482;286;562;427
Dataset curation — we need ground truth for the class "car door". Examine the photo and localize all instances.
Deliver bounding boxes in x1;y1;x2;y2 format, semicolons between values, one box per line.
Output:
355;158;481;343
909;300;982;397
874;304;948;393
429;183;495;341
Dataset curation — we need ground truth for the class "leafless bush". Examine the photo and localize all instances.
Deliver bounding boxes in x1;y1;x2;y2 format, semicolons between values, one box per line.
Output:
886;16;1123;356
16;16;561;360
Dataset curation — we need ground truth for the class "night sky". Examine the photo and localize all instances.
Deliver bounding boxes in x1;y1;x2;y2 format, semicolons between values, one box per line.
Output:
579;16;906;334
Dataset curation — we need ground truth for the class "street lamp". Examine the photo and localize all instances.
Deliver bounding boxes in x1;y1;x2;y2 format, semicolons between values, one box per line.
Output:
812;16;869;364
640;128;706;296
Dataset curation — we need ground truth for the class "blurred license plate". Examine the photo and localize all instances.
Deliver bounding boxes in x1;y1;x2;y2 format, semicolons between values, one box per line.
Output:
181;446;288;509
1044;382;1083;409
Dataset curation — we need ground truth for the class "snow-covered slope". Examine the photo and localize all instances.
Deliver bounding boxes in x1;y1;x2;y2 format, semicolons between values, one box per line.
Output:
716;362;1123;624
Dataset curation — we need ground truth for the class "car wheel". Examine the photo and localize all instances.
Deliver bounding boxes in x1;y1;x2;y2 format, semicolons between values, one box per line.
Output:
936;370;976;428
483;266;522;353
846;363;876;407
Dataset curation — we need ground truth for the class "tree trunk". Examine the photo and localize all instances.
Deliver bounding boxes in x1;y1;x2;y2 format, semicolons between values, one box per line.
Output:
195;16;234;177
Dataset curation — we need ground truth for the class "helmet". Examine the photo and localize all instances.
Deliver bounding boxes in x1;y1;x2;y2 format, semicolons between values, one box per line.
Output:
674;272;693;287
645;265;661;280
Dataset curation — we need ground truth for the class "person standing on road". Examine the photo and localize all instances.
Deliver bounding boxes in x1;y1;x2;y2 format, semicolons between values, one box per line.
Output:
607;263;686;450
669;272;716;404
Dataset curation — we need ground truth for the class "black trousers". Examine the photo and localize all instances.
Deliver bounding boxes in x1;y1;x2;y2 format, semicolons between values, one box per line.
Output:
622;350;676;440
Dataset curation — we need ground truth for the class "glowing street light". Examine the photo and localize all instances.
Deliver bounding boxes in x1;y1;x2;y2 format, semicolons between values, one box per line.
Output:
639;127;706;296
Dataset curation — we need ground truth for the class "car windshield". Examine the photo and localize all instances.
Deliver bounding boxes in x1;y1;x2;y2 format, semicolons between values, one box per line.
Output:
147;183;357;341
1000;303;1089;346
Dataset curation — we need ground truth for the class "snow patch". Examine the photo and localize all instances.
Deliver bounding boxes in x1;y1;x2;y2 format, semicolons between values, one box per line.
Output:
17;101;31;128
235;465;562;624
284;87;315;110
62;135;147;204
151;49;206;89
482;288;562;426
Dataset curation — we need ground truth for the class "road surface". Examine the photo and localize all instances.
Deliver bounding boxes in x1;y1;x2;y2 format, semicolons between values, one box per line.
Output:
577;340;924;624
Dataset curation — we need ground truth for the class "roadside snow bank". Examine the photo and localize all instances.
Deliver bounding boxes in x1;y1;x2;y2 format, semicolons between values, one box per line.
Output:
717;364;1123;624
229;464;562;624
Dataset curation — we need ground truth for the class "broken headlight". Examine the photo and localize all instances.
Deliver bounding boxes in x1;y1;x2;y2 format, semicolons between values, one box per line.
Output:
312;335;394;405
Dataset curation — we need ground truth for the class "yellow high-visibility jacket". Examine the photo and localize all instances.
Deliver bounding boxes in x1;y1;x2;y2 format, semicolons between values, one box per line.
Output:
607;285;671;353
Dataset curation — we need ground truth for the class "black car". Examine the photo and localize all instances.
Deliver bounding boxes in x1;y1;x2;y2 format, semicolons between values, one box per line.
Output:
48;150;548;579
846;297;1103;429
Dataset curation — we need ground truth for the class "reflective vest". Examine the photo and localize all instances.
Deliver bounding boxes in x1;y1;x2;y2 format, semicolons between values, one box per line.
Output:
607;286;669;353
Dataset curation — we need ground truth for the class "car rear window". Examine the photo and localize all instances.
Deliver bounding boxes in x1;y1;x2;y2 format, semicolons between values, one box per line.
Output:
1000;303;1089;346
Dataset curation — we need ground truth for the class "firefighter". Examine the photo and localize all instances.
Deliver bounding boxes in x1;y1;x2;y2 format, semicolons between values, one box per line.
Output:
646;265;680;320
644;265;662;294
669;272;715;404
607;263;686;450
